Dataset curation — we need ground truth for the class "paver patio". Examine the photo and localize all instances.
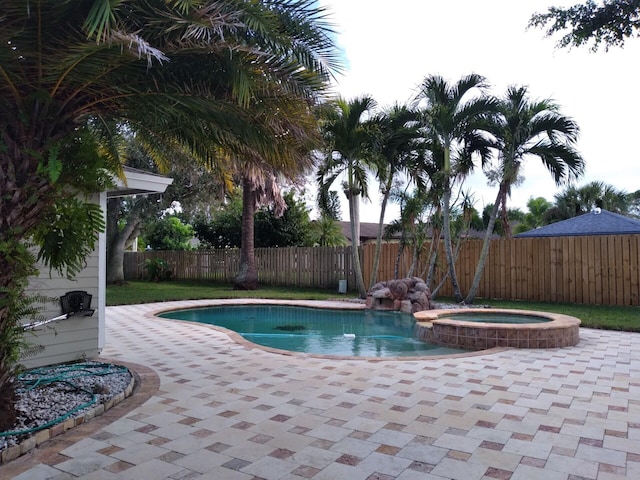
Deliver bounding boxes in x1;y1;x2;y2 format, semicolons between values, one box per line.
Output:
3;300;639;480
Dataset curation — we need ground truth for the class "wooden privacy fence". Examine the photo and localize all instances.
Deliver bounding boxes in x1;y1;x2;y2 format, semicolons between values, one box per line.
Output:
124;246;356;290
124;235;640;306
361;235;640;306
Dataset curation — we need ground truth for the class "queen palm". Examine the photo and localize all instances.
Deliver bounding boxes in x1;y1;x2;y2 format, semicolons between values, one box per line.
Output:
0;0;339;429
317;96;379;298
414;74;498;302
464;85;584;304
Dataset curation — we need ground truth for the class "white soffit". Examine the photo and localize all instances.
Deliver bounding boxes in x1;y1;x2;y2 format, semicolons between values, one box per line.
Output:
107;166;173;198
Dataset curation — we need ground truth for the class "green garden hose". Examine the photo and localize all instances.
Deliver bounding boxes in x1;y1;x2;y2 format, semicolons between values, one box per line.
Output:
0;362;129;438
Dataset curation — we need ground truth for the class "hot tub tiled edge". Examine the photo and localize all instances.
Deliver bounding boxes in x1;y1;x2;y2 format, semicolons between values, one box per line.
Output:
414;309;581;350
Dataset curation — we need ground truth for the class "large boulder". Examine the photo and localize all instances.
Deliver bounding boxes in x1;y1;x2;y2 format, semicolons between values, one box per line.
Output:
366;277;434;313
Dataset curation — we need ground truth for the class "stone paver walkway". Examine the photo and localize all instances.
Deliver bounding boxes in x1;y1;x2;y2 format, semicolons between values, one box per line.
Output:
3;300;639;480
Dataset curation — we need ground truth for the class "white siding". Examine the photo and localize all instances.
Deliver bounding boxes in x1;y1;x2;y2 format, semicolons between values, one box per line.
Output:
22;193;103;368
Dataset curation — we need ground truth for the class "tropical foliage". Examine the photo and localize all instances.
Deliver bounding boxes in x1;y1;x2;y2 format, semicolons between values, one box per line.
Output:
413;74;498;302
317;96;380;298
194;191;314;249
308;216;348;247
529;0;640;50
368;104;424;287
106;138;226;285
465;86;584;303
0;0;339;430
547;180;633;221
145;217;195;251
514;197;553;234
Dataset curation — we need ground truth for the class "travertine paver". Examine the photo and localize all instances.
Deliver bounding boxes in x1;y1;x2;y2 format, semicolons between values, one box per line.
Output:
2;299;640;480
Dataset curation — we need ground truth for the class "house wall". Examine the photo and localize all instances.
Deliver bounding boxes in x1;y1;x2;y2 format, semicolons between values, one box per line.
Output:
22;193;104;368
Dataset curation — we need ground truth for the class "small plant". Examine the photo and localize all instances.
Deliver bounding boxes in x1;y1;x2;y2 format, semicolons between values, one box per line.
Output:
144;258;173;282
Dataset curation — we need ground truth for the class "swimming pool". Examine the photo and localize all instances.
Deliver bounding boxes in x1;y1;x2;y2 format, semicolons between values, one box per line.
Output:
158;305;469;357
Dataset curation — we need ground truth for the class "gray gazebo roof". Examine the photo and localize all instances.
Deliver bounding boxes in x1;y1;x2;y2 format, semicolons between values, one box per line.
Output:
515;209;640;238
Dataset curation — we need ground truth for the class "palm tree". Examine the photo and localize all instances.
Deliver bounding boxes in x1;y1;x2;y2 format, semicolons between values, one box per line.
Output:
386;187;434;280
317;96;379;298
233;112;318;290
464;85;584;304
414;74;498;302
514;197;553;234
0;0;339;430
309;216;348;246
549;181;630;222
369;104;423;287
235;165;288;290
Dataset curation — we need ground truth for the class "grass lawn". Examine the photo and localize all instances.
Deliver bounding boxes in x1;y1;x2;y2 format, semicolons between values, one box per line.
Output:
106;280;340;305
107;281;640;332
456;298;640;332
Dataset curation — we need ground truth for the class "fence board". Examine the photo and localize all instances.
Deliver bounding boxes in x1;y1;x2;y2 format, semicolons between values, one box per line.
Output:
631;236;640;305
123;235;640;306
622;236;631;305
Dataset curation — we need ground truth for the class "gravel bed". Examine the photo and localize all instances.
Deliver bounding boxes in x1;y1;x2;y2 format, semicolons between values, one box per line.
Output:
0;361;132;453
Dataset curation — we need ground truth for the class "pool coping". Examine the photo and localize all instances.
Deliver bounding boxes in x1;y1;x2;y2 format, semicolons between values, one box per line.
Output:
149;300;507;361
414;308;581;350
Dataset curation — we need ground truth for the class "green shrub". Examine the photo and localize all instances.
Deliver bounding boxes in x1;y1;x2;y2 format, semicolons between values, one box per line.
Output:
144;258;173;281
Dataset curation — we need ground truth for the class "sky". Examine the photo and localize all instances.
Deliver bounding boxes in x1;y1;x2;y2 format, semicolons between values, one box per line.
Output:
314;0;640;223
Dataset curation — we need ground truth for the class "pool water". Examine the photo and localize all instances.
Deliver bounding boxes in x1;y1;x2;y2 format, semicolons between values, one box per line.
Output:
159;305;468;357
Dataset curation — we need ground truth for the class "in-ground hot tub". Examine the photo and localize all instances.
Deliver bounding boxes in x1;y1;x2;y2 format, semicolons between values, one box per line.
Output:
413;309;580;350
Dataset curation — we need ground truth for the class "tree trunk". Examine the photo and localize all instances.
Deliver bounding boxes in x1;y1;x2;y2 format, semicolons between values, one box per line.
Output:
464;186;504;304
0;239;32;431
394;234;406;280
348;193;367;298
500;195;513;238
422;233;441;287
423;245;438;288
106;198;142;285
407;238;418;277
234;177;259;290
0;142;54;430
370;179;392;288
442;187;463;302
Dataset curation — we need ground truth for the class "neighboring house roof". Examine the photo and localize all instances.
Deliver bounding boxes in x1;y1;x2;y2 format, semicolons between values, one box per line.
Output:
107;166;174;198
340;221;498;243
515;209;640;237
340;222;401;243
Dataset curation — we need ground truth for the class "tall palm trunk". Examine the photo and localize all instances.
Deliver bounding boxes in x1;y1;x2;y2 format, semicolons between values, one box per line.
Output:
370;177;393;288
464;185;504;303
500;199;513;238
442;188;463;301
0;142;54;430
234;176;259;290
393;239;405;279
348;192;367;298
441;148;463;302
423;237;440;288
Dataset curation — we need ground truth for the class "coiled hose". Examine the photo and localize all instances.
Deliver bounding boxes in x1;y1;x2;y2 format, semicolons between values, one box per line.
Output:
0;362;129;437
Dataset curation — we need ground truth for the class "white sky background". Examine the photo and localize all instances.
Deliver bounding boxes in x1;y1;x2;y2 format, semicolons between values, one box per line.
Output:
313;0;640;223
